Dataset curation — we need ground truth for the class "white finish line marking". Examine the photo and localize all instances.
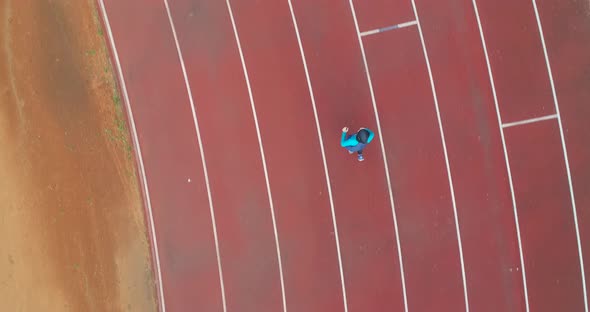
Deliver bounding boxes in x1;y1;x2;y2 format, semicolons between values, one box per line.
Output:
361;21;417;37
501;114;558;129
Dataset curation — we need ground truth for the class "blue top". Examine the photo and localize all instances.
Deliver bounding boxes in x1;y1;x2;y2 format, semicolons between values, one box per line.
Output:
341;128;375;151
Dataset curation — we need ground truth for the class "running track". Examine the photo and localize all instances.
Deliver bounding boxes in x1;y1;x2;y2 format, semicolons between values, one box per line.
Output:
96;0;590;311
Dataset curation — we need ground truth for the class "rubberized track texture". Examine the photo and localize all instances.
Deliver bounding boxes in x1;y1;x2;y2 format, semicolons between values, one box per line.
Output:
97;0;590;311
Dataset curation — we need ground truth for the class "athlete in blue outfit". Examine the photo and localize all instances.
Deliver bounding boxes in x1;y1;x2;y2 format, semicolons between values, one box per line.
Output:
340;127;375;162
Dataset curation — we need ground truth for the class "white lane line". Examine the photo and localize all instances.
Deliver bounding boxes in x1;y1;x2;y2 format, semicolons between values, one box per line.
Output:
286;1;349;311
410;1;470;311
470;0;530;310
532;1;589;310
224;1;288;311
348;1;409;311
501;114;558;129
163;1;228;311
360;20;418;37
97;1;166;311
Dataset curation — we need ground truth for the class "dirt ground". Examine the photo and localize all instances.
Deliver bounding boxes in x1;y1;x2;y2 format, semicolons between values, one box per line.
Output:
0;0;157;311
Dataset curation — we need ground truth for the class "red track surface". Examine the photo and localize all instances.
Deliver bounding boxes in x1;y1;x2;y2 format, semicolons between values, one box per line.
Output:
413;0;526;309
364;26;466;311
289;1;405;310
97;0;590;311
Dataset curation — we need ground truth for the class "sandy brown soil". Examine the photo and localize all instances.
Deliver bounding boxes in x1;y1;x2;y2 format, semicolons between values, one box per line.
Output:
0;0;157;311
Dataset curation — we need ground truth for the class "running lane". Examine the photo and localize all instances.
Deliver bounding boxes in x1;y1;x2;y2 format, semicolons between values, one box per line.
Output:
504;121;585;311
536;0;590;300
363;27;466;311
290;1;406;310
475;0;555;123
166;0;283;310
101;0;222;310
412;0;527;309
229;0;345;311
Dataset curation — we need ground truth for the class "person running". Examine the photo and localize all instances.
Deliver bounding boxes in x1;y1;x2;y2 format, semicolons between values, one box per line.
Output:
340;126;375;162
